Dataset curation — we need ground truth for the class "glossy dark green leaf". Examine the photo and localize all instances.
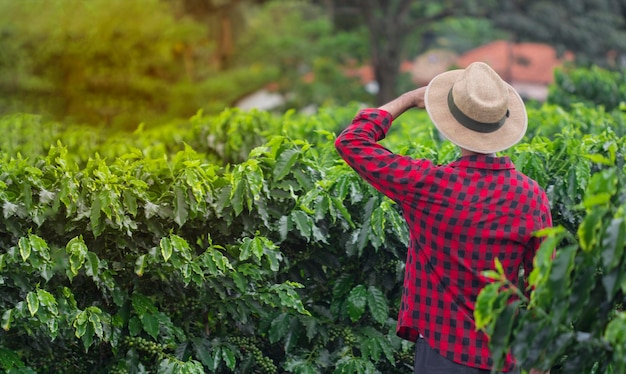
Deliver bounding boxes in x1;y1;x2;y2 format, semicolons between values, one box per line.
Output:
274;148;300;181
347;285;367;322
269;312;290;344
366;286;388;325
141;313;159;340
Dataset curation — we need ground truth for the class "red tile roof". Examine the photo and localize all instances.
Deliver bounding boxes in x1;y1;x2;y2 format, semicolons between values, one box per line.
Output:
456;40;574;84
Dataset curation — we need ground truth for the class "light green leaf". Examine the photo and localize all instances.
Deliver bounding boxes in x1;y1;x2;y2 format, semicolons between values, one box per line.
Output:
577;208;607;251
74;310;88;338
474;282;500;330
26;292;39;317
88;307;104;338
160;237;173;262
2;309;13;331
583;153;613;165
494;257;504;276
37;289;57;310
67;236;88;276
29;234;50;261
171;235;192;261
18;236;31;261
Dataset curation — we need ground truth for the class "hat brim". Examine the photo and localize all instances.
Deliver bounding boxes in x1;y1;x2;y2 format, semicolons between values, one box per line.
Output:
424;69;528;154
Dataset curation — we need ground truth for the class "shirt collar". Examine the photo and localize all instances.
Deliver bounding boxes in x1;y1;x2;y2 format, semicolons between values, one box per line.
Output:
448;155;515;170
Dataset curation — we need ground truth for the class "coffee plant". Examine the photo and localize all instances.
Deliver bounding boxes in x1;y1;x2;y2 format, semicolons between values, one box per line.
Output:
1;91;626;373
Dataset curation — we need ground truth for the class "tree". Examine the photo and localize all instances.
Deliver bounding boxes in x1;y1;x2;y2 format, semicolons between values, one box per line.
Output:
325;0;488;105
490;0;626;67
0;0;207;127
0;0;278;128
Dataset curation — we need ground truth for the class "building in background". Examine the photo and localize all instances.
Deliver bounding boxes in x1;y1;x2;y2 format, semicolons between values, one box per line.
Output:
412;40;574;101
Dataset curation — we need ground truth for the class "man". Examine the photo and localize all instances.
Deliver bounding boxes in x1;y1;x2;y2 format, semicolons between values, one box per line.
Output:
335;62;552;373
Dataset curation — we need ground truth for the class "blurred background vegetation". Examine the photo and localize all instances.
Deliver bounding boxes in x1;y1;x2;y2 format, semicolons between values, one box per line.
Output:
0;0;625;130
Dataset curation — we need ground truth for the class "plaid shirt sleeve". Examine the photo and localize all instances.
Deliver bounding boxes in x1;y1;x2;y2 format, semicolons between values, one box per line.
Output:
335;108;553;372
334;109;434;202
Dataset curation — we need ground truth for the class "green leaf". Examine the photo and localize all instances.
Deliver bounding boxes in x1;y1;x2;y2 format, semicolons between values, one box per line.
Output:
482;270;502;281
547;244;577;301
2;309;13;331
37;289;57;309
135;254;146;277
240;237;263;262
26;292;39;317
132;293;155;316
273;148;300;181
90;195;104;237
291;210;312;240
160;237;173;262
230;172;245;216
74;310;88;338
602;217;626;271
269;312;290;344
333;274;354;298
0;347;25;369
29;234;50;260
494;257;504;276
123;189;138;216
474;282;500;330
583;153;613;165
284;317;301;354
173;185;189;227
171;235;192;261
128;316;142;336
366;286;388;325
347;285;367;322
489;301;520;369
330;197;354;228
18;236;31;261
221;346;236;371
141;313;159;340
264;247;282;272
67;236;88;276
85;252;100;277
278;215;290;241
87;307;104;338
370;205;386;242
577;208;607;251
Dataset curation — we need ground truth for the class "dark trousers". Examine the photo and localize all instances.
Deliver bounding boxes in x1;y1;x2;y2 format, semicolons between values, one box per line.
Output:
414;338;520;374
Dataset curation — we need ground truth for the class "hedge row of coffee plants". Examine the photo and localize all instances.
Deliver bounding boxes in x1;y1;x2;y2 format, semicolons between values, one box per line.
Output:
548;65;626;113
1;95;626;373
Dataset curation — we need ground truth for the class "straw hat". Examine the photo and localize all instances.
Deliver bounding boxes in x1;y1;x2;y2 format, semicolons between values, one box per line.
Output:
424;61;527;153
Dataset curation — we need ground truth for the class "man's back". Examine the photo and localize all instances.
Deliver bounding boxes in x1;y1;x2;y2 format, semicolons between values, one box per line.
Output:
335;108;552;371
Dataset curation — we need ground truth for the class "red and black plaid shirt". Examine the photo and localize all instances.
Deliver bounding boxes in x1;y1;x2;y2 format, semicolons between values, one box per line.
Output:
335;109;552;372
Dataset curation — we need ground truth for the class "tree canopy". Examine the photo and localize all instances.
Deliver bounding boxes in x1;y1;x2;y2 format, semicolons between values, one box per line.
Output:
491;0;626;67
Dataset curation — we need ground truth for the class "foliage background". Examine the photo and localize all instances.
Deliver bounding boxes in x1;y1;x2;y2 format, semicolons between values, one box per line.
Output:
2;0;626;373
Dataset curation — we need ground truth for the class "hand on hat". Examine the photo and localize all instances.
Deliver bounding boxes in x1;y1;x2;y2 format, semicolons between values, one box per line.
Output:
406;86;427;109
378;86;427;119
